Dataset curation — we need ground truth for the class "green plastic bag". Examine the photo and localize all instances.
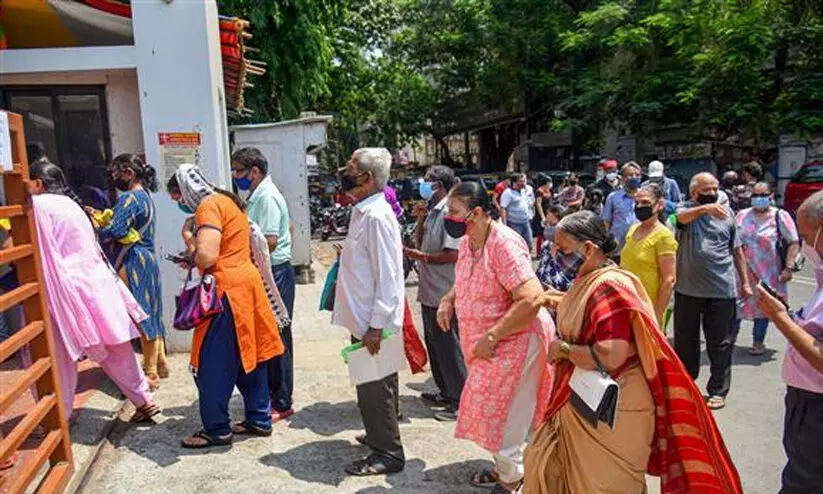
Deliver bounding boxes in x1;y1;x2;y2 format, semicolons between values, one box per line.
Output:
341;329;392;363
319;258;339;311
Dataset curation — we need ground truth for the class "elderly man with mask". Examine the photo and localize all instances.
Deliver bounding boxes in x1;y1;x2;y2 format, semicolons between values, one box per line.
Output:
756;190;823;494
404;166;467;422
601;162;642;260
332;148;406;476
673;172;751;411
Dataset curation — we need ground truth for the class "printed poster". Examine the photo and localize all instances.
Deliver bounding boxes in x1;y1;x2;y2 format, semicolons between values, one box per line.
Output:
158;132;201;181
0;112;12;172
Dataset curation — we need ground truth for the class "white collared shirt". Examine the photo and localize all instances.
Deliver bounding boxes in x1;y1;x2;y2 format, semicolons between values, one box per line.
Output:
332;192;405;339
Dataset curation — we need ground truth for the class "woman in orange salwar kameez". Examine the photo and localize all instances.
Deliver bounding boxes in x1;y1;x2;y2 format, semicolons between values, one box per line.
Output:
437;182;553;494
523;211;742;494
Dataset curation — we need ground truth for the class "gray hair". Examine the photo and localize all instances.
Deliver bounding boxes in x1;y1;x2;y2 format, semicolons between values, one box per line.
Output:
753;181;771;193
621;161;641;175
353;148;392;190
557;210;619;256
689;172;718;194
426;165;457;191
798;190;823;223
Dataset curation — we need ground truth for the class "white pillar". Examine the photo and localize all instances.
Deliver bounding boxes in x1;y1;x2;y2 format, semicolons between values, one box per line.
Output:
132;0;230;351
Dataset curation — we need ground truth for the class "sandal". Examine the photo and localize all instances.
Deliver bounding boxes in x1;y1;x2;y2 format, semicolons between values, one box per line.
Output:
180;430;233;449
130;402;161;423
471;469;500;488
707;396;726;410
146;373;160;391
344;453;404;476
749;343;766;356
157;363;170;379
490;481;523;494
231;421;272;437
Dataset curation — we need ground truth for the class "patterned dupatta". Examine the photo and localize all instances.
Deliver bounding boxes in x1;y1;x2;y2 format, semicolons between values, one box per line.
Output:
545;265;742;494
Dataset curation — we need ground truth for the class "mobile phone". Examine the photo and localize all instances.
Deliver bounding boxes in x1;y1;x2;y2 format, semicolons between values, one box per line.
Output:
164;253;189;265
759;280;790;311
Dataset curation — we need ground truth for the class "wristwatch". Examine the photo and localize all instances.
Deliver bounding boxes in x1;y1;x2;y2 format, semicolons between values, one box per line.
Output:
559;341;571;359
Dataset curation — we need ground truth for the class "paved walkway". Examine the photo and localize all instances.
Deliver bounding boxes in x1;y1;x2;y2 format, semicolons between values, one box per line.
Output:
76;242;810;493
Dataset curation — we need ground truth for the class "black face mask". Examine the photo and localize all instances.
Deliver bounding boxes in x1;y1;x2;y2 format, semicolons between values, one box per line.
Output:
113;178;131;192
340;172;365;192
696;193;718;205
634;205;654;221
443;213;470;238
569;180;578;186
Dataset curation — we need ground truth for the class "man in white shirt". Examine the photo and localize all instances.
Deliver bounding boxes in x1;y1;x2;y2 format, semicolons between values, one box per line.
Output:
332;147;406;476
500;173;533;248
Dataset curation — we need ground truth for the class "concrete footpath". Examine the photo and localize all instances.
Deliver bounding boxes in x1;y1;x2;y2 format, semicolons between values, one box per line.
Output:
74;243;804;493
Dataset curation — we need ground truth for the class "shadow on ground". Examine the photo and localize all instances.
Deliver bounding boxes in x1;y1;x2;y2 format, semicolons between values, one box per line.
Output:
287;396;436;437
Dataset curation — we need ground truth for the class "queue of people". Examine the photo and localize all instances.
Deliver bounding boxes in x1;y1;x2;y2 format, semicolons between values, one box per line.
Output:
9;146;822;494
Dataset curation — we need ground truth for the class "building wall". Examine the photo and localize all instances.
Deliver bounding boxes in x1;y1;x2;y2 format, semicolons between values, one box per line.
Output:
0;69;145;157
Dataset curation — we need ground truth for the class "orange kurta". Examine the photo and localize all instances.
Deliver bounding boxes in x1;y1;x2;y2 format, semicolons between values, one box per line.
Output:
190;194;283;373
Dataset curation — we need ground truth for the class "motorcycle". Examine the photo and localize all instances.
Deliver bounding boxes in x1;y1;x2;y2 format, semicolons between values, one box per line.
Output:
402;219;418;280
320;203;351;241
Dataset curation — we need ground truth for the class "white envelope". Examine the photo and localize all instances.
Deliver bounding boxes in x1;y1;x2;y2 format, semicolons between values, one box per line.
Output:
347;333;406;386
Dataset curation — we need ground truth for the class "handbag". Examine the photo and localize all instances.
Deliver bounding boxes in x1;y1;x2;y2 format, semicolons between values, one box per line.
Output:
173;266;224;331
774;209;800;271
569;345;620;429
319;258;339;312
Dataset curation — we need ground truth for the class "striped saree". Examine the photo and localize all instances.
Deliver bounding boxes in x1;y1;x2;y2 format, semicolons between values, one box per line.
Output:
524;266;741;494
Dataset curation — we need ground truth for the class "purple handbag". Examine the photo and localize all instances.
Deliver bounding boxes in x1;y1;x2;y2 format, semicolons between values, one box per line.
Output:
173;268;224;331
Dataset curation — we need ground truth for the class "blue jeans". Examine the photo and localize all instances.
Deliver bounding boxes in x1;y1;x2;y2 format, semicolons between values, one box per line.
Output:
195;296;271;436
269;262;295;412
733;318;769;344
506;220;533;249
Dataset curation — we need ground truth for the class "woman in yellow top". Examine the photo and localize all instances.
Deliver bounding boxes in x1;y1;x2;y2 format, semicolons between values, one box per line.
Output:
167;164;284;449
620;182;677;326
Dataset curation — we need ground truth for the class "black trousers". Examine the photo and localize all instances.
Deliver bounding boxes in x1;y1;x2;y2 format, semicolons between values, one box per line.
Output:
351;336;404;464
780;386;823;494
421;305;467;404
673;293;736;397
356;372;405;464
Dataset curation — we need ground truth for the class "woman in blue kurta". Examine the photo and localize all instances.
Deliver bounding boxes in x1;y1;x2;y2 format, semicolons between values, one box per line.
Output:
97;154;167;388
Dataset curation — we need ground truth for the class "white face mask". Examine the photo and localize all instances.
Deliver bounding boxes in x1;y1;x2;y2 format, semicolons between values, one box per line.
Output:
803;225;823;270
605;172;618;182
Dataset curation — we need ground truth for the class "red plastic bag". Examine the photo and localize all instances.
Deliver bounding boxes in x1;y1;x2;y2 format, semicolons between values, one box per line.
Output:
402;298;428;374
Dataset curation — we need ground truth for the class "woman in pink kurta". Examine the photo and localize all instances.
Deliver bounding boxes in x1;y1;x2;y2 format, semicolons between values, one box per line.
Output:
28;159;159;423
437;181;553;494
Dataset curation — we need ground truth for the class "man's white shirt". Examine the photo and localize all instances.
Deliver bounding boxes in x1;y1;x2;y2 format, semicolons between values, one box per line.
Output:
332;193;405;340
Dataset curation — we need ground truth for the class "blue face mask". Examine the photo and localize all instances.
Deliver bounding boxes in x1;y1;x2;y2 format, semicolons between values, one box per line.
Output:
233;175;252;191
626;177;641;189
419;181;435;200
751;196;771;210
178;202;195;215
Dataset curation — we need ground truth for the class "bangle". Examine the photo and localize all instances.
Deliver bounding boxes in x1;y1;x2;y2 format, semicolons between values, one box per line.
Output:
559;341;571;359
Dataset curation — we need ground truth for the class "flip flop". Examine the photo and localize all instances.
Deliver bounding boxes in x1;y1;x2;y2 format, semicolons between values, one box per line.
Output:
180;430;233;449
471;469;500;488
344;453;404;476
231;421;272;437
707;396;726;410
129;403;161;423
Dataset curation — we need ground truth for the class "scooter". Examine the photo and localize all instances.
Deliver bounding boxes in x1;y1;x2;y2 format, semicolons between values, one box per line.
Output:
320;203;351;241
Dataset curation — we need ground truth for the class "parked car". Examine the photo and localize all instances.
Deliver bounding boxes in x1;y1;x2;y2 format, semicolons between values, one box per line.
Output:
784;161;823;215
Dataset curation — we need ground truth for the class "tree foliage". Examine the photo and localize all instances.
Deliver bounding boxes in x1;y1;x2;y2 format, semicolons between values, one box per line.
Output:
223;0;823;156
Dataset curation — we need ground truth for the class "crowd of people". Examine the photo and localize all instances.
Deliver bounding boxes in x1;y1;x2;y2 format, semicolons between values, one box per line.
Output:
2;146;822;494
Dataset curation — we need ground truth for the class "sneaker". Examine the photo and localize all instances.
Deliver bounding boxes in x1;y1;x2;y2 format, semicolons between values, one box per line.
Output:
433;407;458;422
420;392;449;407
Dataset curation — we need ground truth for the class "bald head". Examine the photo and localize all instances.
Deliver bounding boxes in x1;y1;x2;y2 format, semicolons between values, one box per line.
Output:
689;172;719;201
798;190;823;224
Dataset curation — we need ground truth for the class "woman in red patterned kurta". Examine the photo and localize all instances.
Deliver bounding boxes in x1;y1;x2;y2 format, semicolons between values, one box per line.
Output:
437;182;554;494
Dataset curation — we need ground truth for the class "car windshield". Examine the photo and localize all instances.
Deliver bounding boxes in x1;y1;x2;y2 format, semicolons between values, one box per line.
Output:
792;163;823;183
